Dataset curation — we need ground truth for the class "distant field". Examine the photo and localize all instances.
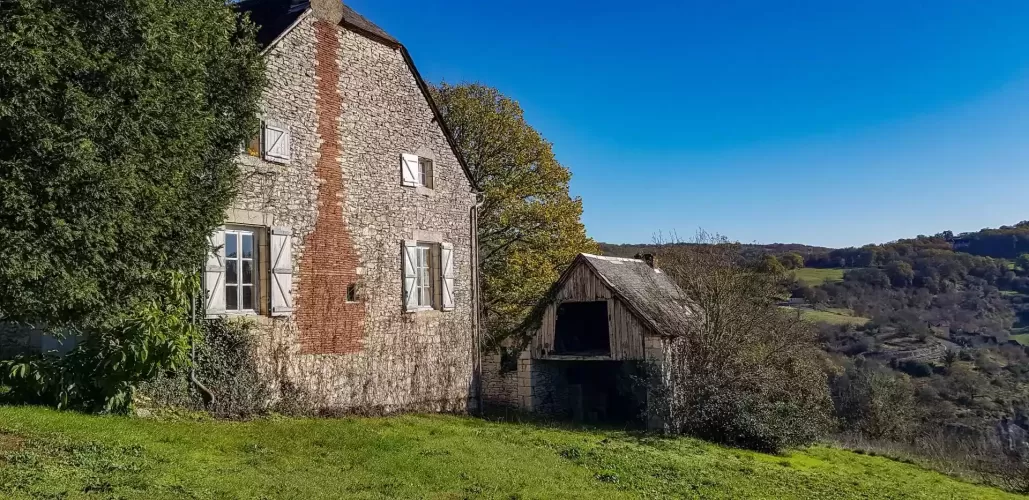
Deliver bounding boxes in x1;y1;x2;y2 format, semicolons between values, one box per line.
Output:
1011;334;1029;346
784;306;870;326
792;267;845;286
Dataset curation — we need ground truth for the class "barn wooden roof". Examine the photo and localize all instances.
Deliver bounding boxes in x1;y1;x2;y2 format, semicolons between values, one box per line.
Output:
574;254;691;337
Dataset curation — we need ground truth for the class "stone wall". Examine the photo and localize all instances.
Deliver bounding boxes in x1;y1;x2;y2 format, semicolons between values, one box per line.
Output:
480;351;568;415
480;352;519;408
230;13;477;413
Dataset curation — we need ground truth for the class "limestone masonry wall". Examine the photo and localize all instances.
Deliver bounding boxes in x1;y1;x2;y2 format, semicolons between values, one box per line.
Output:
233;14;476;413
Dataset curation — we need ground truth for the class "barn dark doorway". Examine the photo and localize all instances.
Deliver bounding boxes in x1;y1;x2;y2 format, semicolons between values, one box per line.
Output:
554;301;610;355
537;360;646;427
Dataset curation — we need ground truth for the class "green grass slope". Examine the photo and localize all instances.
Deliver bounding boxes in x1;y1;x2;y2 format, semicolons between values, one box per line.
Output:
792;267;846;286
791;307;870;326
0;406;1018;499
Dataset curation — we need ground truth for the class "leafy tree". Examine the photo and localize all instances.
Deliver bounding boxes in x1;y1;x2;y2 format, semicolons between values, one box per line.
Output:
756;254;786;275
782;252;804;270
1016;253;1029;273
885;261;915;287
0;0;263;411
430;83;597;345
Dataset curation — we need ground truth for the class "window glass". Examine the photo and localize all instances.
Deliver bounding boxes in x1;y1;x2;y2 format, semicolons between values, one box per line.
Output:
225;229;257;312
227;261;238;285
226;234;238;259
242;286;254;310
418;158;433;188
413;244;433;307
242;234;254;259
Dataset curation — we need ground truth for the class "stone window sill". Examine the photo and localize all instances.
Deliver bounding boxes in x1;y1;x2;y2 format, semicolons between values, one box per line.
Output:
415;186;434;197
224;310;261;318
405;306;436;314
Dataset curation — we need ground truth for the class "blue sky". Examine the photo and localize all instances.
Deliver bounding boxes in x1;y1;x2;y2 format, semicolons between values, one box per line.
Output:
348;0;1029;248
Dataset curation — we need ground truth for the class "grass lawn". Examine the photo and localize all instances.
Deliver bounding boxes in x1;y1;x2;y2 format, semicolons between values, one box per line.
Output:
1011;333;1029;346
0;406;1019;499
791;267;846;286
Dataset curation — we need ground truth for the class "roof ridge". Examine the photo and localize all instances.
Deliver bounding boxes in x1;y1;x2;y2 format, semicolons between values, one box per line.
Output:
581;253;644;263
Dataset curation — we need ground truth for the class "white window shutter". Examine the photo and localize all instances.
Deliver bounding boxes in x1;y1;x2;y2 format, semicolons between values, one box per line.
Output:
263;122;290;162
401;153;419;187
440;242;455;311
402;240;419;311
205;228;227;318
270;227;294;316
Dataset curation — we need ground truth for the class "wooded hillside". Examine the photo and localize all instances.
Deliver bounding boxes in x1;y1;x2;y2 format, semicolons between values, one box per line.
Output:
602;222;1029;486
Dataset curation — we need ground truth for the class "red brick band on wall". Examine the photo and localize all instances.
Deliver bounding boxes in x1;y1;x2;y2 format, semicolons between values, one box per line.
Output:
296;20;366;354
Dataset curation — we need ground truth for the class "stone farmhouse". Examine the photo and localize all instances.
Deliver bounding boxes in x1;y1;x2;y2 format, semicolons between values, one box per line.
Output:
482;253;690;428
204;0;482;412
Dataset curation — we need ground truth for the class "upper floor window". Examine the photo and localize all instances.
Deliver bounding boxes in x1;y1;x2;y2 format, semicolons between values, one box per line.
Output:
244;120;291;163
262;122;291;163
401;153;433;189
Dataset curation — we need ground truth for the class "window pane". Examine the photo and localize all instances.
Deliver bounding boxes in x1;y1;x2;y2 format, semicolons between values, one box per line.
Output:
419;286;430;306
226;285;238;310
242;286;254;310
226;234;238;259
241;234;254;259
242;260;253;285
227;261;238;285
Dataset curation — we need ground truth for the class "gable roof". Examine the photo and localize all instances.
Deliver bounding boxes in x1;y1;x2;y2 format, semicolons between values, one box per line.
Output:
568;254;691;337
234;0;480;192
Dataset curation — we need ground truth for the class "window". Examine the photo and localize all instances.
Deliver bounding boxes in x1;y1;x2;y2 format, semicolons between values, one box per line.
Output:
225;229;257;312
205;226;293;319
346;283;359;303
418;158;433;188
262;122;291;162
241;120;290;162
401;153;432;188
402;240;455;312
413;244;433;307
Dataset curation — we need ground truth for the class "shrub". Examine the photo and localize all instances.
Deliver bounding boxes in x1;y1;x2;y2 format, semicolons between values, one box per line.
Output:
139;317;269;417
0;272;198;413
897;359;933;378
646;234;833;452
831;363;920;440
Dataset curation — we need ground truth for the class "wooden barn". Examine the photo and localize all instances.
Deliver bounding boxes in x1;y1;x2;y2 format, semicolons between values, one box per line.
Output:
481;253;690;428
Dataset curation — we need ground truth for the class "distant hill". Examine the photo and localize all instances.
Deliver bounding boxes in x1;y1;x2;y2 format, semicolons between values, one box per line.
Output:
600;221;1029;262
599;242;832;260
601;221;1029;474
951;221;1029;259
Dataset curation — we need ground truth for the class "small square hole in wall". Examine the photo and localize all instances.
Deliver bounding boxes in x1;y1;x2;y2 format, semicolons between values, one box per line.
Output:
346;283;359;303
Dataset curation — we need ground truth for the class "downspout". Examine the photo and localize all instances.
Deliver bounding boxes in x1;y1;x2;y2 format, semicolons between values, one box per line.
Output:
470;191;485;413
190;280;215;406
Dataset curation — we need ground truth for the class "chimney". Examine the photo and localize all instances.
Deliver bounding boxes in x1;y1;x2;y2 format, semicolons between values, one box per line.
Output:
635;253;657;269
311;0;344;24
